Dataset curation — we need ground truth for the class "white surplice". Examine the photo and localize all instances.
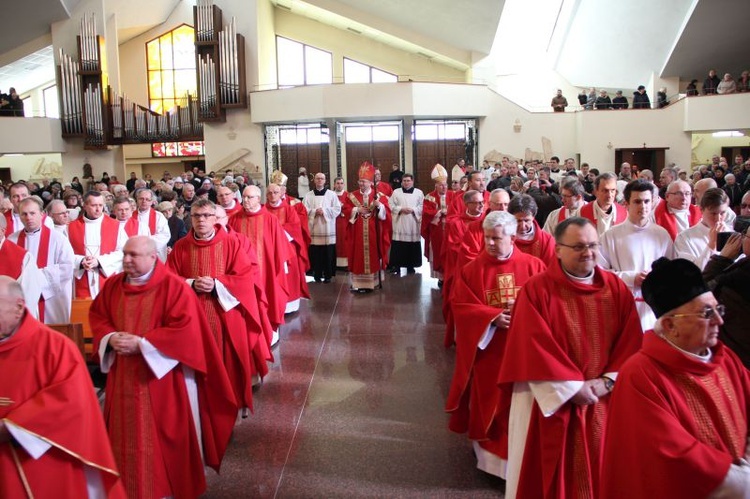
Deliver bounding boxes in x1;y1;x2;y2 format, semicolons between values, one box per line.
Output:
136;209;171;262
303;189;341;246
389;187;424;242
72;216;128;299
674;221;718;271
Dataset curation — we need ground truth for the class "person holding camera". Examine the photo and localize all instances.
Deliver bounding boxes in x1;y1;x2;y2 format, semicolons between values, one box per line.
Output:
702;218;750;367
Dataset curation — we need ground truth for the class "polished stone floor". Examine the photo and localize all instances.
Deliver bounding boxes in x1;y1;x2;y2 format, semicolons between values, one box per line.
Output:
204;267;504;498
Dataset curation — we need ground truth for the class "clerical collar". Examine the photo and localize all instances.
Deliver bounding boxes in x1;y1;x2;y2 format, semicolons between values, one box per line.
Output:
0;325;20;343
659;334;712;363
668;205;688;214
334;189;344;195
563;267;595;285
495;246;514;261
127;265;156;286
313;188;327;196
246;205;261;214
465;211;482;218
269;200;282;208
84;214;103;223
195;230;216;241
402;187;415;194
516;224;535;241
24;228;41;235
360;189;372;196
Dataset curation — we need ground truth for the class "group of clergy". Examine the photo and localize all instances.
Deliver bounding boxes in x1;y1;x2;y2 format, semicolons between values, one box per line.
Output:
430;163;750;497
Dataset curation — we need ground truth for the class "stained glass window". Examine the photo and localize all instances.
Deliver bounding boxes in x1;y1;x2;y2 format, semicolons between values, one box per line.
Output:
147;24;204;157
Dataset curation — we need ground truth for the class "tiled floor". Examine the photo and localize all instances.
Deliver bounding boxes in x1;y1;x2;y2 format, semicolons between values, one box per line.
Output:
204;268;504;498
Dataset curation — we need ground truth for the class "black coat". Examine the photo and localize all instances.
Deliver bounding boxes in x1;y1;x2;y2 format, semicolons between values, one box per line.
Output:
632;91;651;109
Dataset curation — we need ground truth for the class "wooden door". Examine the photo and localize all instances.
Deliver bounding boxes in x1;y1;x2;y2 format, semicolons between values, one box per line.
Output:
413;139;465;194
615;148;667;178
345;141;399;192
279;143;329;197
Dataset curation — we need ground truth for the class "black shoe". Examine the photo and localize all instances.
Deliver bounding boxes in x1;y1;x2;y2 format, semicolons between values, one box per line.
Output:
314;277;322;283
437;280;444;288
407;267;416;274
323;278;332;283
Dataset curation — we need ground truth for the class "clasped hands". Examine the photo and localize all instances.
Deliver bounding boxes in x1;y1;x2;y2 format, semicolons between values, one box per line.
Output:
193;276;216;293
81;256;100;271
109;332;141;356
570;378;611;405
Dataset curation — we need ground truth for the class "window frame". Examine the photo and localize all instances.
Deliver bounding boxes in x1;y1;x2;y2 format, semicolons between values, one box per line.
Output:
276;36;333;88
343;57;397;84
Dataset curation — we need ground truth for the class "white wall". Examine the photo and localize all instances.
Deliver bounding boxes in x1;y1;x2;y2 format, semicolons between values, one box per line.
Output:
0;117;65;154
683;93;750;132
692;133;750;166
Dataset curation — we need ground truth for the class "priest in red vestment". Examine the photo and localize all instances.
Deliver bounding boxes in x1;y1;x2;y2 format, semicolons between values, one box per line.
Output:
229;185;289;337
217;185;242;217
654;179;701;240
442;189;484;347
508;194;556;265
497;217;643;499
421;164;454;285
447;170;489;218
333;177;349;268
168;201;267;412
265;182;311;313
601;258;750;498
91;236;237;499
4;182;54;236
270;169;313;251
69;191;127;299
455;188;511;271
0;276;125;498
446;211;547;477
374;169;393;198
113;196;138;236
341;161;392;291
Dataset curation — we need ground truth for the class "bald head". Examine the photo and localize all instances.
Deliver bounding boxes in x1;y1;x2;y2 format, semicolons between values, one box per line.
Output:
122;236;157;279
693;178;717;204
0;275;25;338
489;188;510;212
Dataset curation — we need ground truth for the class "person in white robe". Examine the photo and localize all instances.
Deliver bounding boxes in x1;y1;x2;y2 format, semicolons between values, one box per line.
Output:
303;173;341;283
9;198;74;324
6;183;54;235
46;199;71;237
388;174;424;274
134;188;171;262
598;180;674;331
70;191;127;300
543;177;585;235
674;187;731;270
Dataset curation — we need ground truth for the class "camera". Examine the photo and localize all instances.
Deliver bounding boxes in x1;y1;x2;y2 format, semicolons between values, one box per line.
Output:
716;217;750;252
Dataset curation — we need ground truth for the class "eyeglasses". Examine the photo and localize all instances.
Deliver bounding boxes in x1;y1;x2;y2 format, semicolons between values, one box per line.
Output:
466;200;485;205
191;213;216;219
50;212;69;216
741;204;750;209
667;191;692;197
669;304;726;321
557;242;600;252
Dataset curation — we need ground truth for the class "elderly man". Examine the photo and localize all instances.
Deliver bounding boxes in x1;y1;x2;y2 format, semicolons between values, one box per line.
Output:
654;180;701;240
266;182;310;312
543;177;585;235
446;211;546;477
91;236;236;498
4;183;54;236
229;185;289;338
9;198;74;324
449;170;489;217
508;194;556;264
599;179;675;331
456;188;511;270
68;191;127;300
341;161;392;292
133;188;171;261
421;164;455;286
674;188;731;270
579;172;627;236
46;199;71;236
658;167;678;199
0;276;125;498
498;217;642;499
388;173;424;275
601;258;750;498
168;200;268;413
302;172;341;283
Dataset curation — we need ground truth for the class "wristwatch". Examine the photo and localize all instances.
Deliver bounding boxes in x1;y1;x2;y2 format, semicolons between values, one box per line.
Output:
601;376;615;392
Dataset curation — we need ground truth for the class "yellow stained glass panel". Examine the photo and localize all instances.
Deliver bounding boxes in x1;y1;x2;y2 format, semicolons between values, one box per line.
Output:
161;71;175;98
160;34;174;70
149;71;162;99
174;70;196;99
147;40;160;71
162;99;176;113
173;26;195;69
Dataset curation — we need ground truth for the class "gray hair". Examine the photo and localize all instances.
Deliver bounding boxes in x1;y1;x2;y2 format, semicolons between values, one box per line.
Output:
482;210;517;236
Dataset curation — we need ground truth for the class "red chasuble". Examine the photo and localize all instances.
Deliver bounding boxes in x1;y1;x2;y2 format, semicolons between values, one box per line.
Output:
578;201;627;230
421;190;455;270
225;202;242;217
341;190;392;274
375;181;393;198
0;313;126;498
3;211;14;236
90;261;237;499
228;207;289;330
285;197;312;249
514;220;557;266
497;260;643;499
601;333;750;499
0;238;28;279
442;212;482;347
653;201;701;240
447;250;546;451
168;226;266;409
266;202;311;302
335;191;350;261
68;215;121;298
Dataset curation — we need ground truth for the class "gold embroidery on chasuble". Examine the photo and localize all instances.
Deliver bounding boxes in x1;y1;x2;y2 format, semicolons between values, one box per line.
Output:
110;289;159;496
484;273;520;308
676;370;745;459
188;241;227;345
349;193;374;275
